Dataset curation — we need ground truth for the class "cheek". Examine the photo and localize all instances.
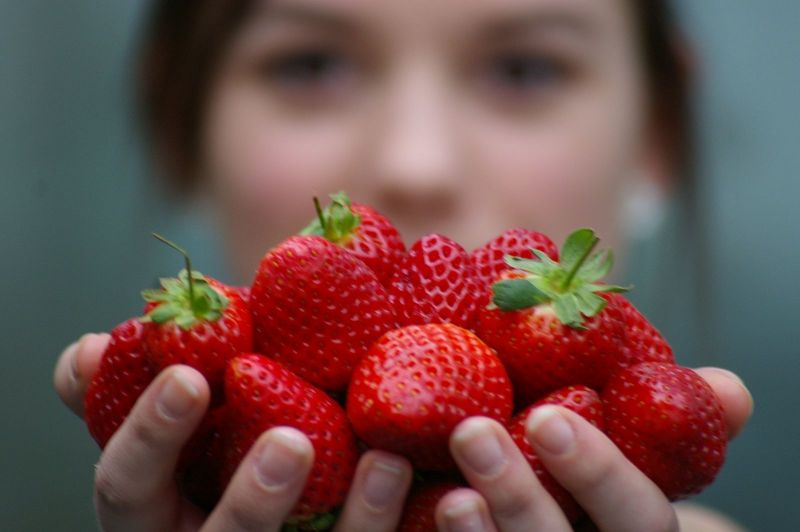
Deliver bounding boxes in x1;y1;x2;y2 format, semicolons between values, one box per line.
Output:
203;88;359;241
472;98;641;246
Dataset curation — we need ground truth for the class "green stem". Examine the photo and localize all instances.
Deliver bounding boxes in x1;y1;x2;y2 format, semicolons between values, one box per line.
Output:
152;233;195;305
313;196;328;236
561;235;599;291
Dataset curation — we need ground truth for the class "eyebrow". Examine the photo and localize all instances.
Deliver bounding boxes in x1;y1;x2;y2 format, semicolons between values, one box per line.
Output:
253;1;357;34
482;10;598;42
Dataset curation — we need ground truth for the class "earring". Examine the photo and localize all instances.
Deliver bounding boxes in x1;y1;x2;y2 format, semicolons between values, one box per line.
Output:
621;177;666;241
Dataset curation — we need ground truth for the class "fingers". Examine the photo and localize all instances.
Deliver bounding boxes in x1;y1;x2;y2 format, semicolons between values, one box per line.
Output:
436;488;499;532
448;417;572;531
526;405;679;532
54;333;109;418
693;367;753;439
334;451;412;532
94;365;209;532
203;427;314;532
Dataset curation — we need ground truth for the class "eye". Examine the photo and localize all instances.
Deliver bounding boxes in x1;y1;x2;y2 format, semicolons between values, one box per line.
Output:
486;53;567;92
259;48;354;90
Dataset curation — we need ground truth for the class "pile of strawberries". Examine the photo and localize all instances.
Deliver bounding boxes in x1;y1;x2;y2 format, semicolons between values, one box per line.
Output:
84;192;728;529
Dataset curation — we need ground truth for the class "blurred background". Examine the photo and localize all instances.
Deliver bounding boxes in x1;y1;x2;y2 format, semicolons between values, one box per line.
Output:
1;1;798;530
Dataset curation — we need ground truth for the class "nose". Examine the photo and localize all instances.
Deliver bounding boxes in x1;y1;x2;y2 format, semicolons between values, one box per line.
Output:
362;62;463;217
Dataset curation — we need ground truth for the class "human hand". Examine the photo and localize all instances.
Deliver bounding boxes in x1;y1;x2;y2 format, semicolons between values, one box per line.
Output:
436;367;752;532
54;336;414;531
55;337;750;531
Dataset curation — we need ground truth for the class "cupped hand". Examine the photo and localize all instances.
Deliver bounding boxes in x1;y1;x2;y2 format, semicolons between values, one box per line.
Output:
53;337;413;532
436;368;753;532
55;339;751;531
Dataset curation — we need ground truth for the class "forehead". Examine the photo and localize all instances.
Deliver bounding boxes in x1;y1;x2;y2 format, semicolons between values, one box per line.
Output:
250;0;634;39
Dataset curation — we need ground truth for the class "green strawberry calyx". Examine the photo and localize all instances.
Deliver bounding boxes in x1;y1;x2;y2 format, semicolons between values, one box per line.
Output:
140;233;229;330
282;512;337;531
490;228;629;329
300;191;361;244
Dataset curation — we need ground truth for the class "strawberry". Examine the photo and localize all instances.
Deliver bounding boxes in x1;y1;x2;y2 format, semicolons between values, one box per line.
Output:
221;354;359;522
140;236;252;400
611;293;675;366
232;285;251;304
84;318;155;448
474;228;628;404
347;324;513;471
388;234;480;329
250;235;396;391
509;385;604;523
471;228;559;290
177;405;229;511
398;480;463;532
602;362;727;500
301;191;406;285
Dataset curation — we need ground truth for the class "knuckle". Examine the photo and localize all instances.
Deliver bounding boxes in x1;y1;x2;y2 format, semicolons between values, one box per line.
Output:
571;452;620;497
222;499;270;532
129;413;168;450
93;461;138;516
489;485;535;521
642;508;680;532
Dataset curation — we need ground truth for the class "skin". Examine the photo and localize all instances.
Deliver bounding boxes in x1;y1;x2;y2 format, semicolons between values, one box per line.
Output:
55;335;752;531
203;0;653;281
54;0;754;529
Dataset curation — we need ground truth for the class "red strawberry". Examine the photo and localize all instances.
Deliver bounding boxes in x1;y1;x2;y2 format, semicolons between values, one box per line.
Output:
398;480;463;532
602;362;727;500
347;324;513;471
611;293;675;366
388;234;480;329
141;237;252;400
232;285;250;304
177;405;229;511
471;228;559;290
301;192;406;285
84;318;155;448
222;354;359;521
250;235;396;391
474;228;628;404
509;386;604;523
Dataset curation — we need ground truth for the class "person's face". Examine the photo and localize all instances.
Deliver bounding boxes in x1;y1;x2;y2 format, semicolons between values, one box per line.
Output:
203;0;657;280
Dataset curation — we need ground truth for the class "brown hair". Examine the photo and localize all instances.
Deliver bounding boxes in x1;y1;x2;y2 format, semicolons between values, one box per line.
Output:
137;0;693;194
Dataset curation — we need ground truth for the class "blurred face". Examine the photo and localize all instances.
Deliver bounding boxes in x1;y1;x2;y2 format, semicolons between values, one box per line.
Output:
203;0;654;281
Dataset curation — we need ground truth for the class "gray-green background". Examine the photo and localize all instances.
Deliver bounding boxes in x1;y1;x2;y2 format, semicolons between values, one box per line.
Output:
2;2;798;530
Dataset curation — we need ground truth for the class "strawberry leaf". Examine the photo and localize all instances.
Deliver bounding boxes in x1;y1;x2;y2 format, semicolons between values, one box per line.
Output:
579;249;614;283
141;288;170;302
560;229;598;272
553;294;584;329
281;511;337;531
531;248;560;269
300;191;361;243
574;289;607;317
147;303;181;323
492;278;548;311
588;283;631;293
504;255;548;275
496;227;630;327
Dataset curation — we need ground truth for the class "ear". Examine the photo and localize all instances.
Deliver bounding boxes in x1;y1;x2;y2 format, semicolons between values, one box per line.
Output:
638;131;674;197
641;31;696;197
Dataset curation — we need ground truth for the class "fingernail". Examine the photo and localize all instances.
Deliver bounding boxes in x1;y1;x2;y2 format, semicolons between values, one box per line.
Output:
698;367;745;387
156;369;199;420
68;342;81;384
256;429;310;489
453;419;507;478
527;406;575;455
362;457;406;510
71;333;97;383
443;499;485;532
